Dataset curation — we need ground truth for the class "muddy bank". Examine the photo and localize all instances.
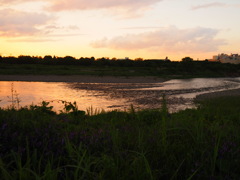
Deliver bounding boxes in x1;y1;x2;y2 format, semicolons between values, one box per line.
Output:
195;88;240;101
67;82;238;111
67;78;240;112
0;75;165;83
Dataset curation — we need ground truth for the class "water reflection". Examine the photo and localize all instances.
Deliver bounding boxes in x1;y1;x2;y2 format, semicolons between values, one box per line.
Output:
0;77;239;113
142;77;240;90
0;81;128;112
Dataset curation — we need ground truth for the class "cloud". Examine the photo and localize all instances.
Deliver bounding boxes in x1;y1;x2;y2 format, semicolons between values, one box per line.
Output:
0;0;20;4
0;0;33;5
7;37;58;42
47;0;163;12
45;25;80;31
0;0;164;17
0;8;54;37
1;0;162;10
0;0;162;8
191;2;240;11
191;2;228;10
92;26;226;53
121;26;164;30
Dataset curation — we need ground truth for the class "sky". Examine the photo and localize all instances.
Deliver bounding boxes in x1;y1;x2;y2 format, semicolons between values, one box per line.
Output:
0;0;240;60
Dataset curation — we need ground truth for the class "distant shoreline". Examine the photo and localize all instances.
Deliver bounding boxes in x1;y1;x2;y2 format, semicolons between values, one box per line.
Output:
0;75;166;83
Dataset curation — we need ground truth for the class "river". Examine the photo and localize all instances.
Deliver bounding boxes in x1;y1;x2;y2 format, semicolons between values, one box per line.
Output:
0;77;239;112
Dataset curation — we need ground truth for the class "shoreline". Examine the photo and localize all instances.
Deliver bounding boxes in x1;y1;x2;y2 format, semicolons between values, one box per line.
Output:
0;75;166;83
195;88;240;101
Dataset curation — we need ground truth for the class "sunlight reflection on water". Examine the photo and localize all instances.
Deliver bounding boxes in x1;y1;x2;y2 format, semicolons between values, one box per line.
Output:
0;81;128;112
0;77;239;112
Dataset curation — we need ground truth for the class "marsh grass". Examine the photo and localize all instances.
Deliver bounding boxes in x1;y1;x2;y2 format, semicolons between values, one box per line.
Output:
0;96;240;179
7;83;21;110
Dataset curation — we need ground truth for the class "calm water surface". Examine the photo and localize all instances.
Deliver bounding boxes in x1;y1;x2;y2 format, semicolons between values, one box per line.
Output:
0;77;239;112
0;81;127;112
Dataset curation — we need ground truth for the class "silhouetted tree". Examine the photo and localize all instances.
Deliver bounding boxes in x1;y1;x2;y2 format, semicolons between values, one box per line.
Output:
135;58;143;61
180;57;195;73
44;55;53;61
182;57;193;62
64;56;75;61
90;57;95;61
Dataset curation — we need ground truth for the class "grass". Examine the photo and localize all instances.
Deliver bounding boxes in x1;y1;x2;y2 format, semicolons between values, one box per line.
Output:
0;96;240;179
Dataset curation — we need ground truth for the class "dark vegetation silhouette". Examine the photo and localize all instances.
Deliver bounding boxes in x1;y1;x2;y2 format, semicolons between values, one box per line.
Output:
181;56;193;62
1;96;240;179
0;55;239;77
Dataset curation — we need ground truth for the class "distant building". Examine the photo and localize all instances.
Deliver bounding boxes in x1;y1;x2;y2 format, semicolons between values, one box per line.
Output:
212;53;240;64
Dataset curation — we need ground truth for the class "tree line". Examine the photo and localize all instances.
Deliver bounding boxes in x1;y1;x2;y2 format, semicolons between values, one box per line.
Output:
0;55;175;66
0;55;225;66
0;55;239;77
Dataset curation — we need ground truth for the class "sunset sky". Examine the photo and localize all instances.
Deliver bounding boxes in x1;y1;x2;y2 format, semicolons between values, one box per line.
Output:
0;0;240;60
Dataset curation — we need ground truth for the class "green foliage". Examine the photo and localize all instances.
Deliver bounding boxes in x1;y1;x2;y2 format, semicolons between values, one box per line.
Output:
29;101;55;115
0;96;240;179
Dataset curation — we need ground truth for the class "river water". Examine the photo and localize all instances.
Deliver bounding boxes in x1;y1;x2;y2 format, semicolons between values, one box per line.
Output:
0;77;239;112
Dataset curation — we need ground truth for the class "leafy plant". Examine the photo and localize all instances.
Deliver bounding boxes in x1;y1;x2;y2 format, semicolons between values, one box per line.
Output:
29;101;55;114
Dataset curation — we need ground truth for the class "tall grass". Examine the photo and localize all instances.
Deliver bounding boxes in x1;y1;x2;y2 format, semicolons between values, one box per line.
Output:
0;96;240;179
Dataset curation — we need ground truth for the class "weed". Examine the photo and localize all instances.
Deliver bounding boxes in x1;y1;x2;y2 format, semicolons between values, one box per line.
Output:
0;96;240;179
7;83;21;109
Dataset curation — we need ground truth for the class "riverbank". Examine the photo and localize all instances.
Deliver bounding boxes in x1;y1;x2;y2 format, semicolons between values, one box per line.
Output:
0;75;165;83
195;88;240;101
